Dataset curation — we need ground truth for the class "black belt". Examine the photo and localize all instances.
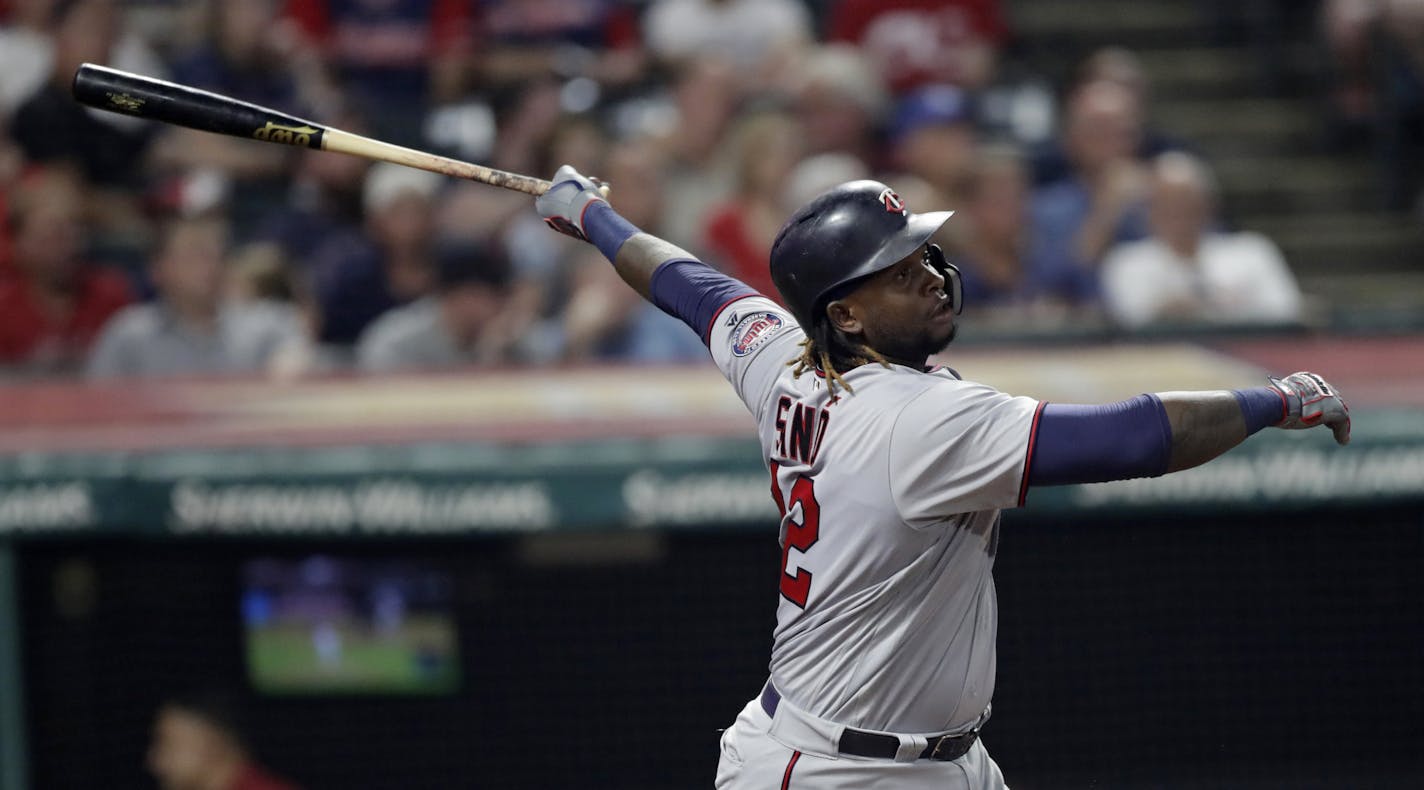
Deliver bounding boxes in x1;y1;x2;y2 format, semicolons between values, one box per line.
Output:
759;684;980;762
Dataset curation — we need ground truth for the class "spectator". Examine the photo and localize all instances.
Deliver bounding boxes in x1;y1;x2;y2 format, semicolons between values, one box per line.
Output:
86;215;307;379
9;0;163;188
1031;47;1189;187
703;109;806;301
225;240;319;380
827;0;1009;93
488;78;570;189
1322;0;1384;140
9;0;167;255
307;162;440;348
654;56;742;252
1384;1;1424;73
0;118;22;271
1078;46;1149;102
356;239;511;373
226;242;301;306
169;0;305;114
1323;0;1424;208
0;167;130;376
948;144;1038;308
439;113;610;364
283;0;471;144
463;0;645;94
882;84;978;210
791;44;888;166
259;103;371;260
0;0;55;119
255;102;370;261
147;691;300;790
560;140;706;363
781;151;871;216
1384;0;1424;202
150;0;314;235
1101;152;1303;330
1027;80;1151;305
643;0;813;79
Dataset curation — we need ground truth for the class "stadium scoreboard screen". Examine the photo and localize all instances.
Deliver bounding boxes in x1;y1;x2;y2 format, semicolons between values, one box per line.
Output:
241;556;461;695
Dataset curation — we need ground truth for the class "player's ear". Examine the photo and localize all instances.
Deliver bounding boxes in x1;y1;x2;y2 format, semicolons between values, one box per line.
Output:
825;300;862;335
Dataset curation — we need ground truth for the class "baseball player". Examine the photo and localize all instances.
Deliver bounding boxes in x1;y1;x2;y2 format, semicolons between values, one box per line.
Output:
535;165;1350;789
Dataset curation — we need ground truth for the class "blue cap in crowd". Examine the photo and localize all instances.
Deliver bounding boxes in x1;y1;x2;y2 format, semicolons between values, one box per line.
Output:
889;85;975;144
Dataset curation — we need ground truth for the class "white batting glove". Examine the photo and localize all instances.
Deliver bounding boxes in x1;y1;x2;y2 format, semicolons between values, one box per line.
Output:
535;164;606;243
1269;371;1351;445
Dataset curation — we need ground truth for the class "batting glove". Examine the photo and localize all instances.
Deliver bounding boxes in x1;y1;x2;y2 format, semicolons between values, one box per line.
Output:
1269;371;1351;445
536;164;606;243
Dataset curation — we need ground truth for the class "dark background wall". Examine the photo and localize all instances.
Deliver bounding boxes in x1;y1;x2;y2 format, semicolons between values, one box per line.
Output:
17;506;1424;789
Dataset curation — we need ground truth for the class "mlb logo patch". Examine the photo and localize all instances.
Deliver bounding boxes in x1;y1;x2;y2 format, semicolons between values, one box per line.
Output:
731;311;784;357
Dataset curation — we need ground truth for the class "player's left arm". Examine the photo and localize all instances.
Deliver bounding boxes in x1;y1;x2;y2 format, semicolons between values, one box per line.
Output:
534;164;758;342
1026;372;1350;489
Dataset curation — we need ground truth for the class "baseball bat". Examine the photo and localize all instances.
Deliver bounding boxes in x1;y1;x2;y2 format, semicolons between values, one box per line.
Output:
71;63;554;196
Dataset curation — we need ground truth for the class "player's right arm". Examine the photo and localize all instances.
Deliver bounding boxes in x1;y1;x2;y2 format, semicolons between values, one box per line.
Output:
892;372;1351;522
535;165;799;417
1027;372;1350;485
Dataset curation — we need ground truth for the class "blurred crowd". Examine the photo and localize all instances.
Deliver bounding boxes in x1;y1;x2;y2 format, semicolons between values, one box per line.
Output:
0;0;1349;383
1323;0;1424;210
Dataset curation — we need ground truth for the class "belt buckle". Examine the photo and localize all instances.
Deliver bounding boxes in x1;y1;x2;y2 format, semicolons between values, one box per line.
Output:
928;731;973;761
929;735;955;761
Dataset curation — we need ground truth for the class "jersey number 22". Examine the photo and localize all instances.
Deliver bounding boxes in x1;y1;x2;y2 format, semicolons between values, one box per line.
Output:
770;461;820;608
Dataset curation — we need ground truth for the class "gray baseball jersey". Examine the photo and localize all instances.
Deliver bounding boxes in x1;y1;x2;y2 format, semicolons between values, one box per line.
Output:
709;296;1040;735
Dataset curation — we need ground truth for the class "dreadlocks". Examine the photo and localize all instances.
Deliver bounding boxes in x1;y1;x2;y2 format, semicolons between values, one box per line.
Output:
787;315;891;397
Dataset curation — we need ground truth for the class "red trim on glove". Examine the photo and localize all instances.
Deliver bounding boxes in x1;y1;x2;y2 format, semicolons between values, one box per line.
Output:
577;196;603;237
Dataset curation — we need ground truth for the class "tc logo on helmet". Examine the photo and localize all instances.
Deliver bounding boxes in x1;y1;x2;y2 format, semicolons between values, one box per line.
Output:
879;188;906;214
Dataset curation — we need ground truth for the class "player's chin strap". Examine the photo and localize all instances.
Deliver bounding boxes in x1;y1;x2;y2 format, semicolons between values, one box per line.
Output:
925;244;963;315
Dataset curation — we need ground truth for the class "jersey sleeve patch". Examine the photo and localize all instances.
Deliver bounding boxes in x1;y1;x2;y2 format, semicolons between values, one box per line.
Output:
708;297;803;423
730;310;787;357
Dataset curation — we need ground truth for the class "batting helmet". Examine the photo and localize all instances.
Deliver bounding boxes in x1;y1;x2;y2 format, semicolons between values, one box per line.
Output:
770;180;957;331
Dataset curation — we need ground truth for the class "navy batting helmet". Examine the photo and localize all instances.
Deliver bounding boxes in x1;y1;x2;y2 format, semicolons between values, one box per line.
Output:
770;180;958;331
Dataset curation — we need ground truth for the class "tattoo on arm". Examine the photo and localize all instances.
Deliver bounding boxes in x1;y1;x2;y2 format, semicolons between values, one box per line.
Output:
612;233;696;300
1157;391;1249;473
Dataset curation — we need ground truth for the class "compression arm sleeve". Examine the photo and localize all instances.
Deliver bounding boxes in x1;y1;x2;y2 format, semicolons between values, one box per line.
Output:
648;260;760;344
1026;394;1173;486
1025;387;1285;486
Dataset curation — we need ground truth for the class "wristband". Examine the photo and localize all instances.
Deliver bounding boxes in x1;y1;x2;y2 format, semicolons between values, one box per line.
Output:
583;201;641;262
1233;387;1287;434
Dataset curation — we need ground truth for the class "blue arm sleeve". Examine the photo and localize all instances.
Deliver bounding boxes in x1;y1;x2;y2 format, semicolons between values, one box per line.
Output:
1026;388;1286;487
649;260;760;344
1027;394;1173;486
